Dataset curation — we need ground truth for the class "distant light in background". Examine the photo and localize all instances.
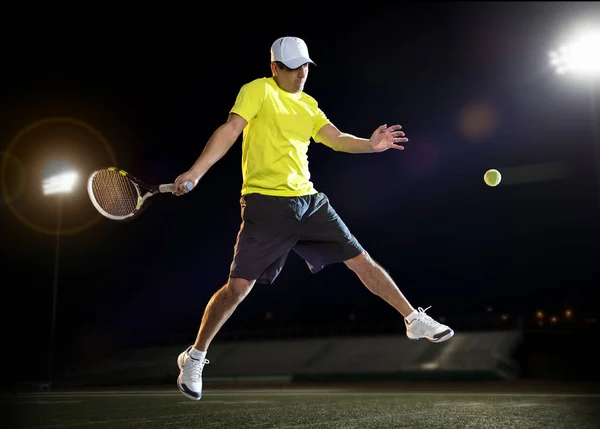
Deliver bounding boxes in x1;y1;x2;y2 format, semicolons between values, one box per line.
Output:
3;116;117;235
548;29;600;205
549;30;600;77
42;171;78;196
43;164;78;392
457;100;499;142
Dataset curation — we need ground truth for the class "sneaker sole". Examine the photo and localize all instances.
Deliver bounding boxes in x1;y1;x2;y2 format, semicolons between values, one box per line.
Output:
429;329;454;343
177;374;202;401
407;329;454;343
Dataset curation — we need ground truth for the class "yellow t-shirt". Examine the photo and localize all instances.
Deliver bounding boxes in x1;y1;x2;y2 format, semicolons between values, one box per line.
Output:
230;77;331;197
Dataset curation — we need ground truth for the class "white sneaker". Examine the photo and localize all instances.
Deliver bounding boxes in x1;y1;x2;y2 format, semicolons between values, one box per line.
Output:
405;306;454;343
177;346;209;400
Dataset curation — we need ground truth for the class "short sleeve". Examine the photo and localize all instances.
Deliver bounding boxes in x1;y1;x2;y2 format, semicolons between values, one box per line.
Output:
312;106;331;142
230;79;266;122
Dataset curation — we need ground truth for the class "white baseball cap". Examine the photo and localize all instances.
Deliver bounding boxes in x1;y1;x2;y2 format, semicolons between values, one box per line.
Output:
270;36;316;69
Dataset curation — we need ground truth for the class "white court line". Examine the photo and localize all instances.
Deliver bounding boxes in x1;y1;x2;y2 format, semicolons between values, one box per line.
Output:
12;389;600;398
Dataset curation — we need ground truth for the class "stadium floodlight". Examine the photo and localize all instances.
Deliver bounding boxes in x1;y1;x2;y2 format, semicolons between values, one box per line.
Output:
549;28;600;207
549;30;600;77
41;167;78;392
42;171;78;196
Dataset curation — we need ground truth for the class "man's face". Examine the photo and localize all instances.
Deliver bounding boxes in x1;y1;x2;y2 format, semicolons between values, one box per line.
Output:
273;63;309;93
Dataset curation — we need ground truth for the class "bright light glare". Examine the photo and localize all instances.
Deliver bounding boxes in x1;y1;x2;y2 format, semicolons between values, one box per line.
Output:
549;31;600;76
43;171;78;196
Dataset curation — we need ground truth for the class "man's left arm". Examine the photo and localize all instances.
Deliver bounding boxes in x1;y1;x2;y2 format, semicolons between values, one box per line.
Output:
316;123;408;154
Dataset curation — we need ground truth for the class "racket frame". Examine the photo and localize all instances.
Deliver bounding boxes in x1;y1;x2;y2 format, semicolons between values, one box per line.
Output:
87;167;180;221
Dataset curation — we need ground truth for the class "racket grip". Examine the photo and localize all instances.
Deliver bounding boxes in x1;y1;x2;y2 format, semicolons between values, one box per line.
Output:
160;181;193;193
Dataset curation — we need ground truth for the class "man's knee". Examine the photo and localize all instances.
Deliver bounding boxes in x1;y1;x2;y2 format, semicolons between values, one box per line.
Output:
344;251;375;274
226;277;255;300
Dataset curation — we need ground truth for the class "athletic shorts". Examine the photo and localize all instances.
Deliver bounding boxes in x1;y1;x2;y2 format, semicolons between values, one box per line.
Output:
229;192;365;284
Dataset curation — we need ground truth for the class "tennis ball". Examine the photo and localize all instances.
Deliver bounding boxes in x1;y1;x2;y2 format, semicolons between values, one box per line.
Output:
484;169;501;187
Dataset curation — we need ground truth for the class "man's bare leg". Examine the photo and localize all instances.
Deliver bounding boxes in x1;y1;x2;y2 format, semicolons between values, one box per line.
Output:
344;251;415;318
178;277;255;400
345;251;454;343
193;277;255;352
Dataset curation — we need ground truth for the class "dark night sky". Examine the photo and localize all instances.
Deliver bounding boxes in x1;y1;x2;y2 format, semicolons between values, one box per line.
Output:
2;2;600;369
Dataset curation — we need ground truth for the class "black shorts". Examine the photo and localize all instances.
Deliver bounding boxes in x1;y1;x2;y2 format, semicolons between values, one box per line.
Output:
229;192;365;284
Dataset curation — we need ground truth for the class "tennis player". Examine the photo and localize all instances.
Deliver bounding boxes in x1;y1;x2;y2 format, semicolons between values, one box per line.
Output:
172;36;454;400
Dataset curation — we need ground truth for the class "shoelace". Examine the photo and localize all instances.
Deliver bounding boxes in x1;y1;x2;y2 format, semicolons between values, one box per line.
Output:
189;358;210;382
416;306;441;329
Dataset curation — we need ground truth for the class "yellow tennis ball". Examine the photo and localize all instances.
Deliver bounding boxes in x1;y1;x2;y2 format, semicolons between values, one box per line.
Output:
484;169;501;187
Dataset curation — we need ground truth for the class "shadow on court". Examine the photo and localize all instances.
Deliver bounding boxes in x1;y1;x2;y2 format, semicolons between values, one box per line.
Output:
4;383;600;429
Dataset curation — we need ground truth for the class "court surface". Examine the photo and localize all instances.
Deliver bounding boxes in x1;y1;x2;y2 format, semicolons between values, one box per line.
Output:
5;383;600;429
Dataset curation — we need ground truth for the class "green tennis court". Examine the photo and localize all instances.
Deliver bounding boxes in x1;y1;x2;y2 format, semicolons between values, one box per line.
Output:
6;384;600;428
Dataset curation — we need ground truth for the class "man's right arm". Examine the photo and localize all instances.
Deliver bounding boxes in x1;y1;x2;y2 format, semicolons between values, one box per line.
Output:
173;113;247;194
188;113;247;177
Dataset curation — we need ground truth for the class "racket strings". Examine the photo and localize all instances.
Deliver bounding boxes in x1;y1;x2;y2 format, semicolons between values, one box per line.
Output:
91;170;139;217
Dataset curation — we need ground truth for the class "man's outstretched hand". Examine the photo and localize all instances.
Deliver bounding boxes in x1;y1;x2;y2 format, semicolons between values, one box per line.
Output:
369;124;408;152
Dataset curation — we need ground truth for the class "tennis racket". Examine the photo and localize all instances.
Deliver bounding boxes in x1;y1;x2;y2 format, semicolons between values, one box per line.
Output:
87;167;193;221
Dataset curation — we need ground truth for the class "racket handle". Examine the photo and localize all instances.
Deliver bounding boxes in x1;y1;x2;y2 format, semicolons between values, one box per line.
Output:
160;181;193;193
